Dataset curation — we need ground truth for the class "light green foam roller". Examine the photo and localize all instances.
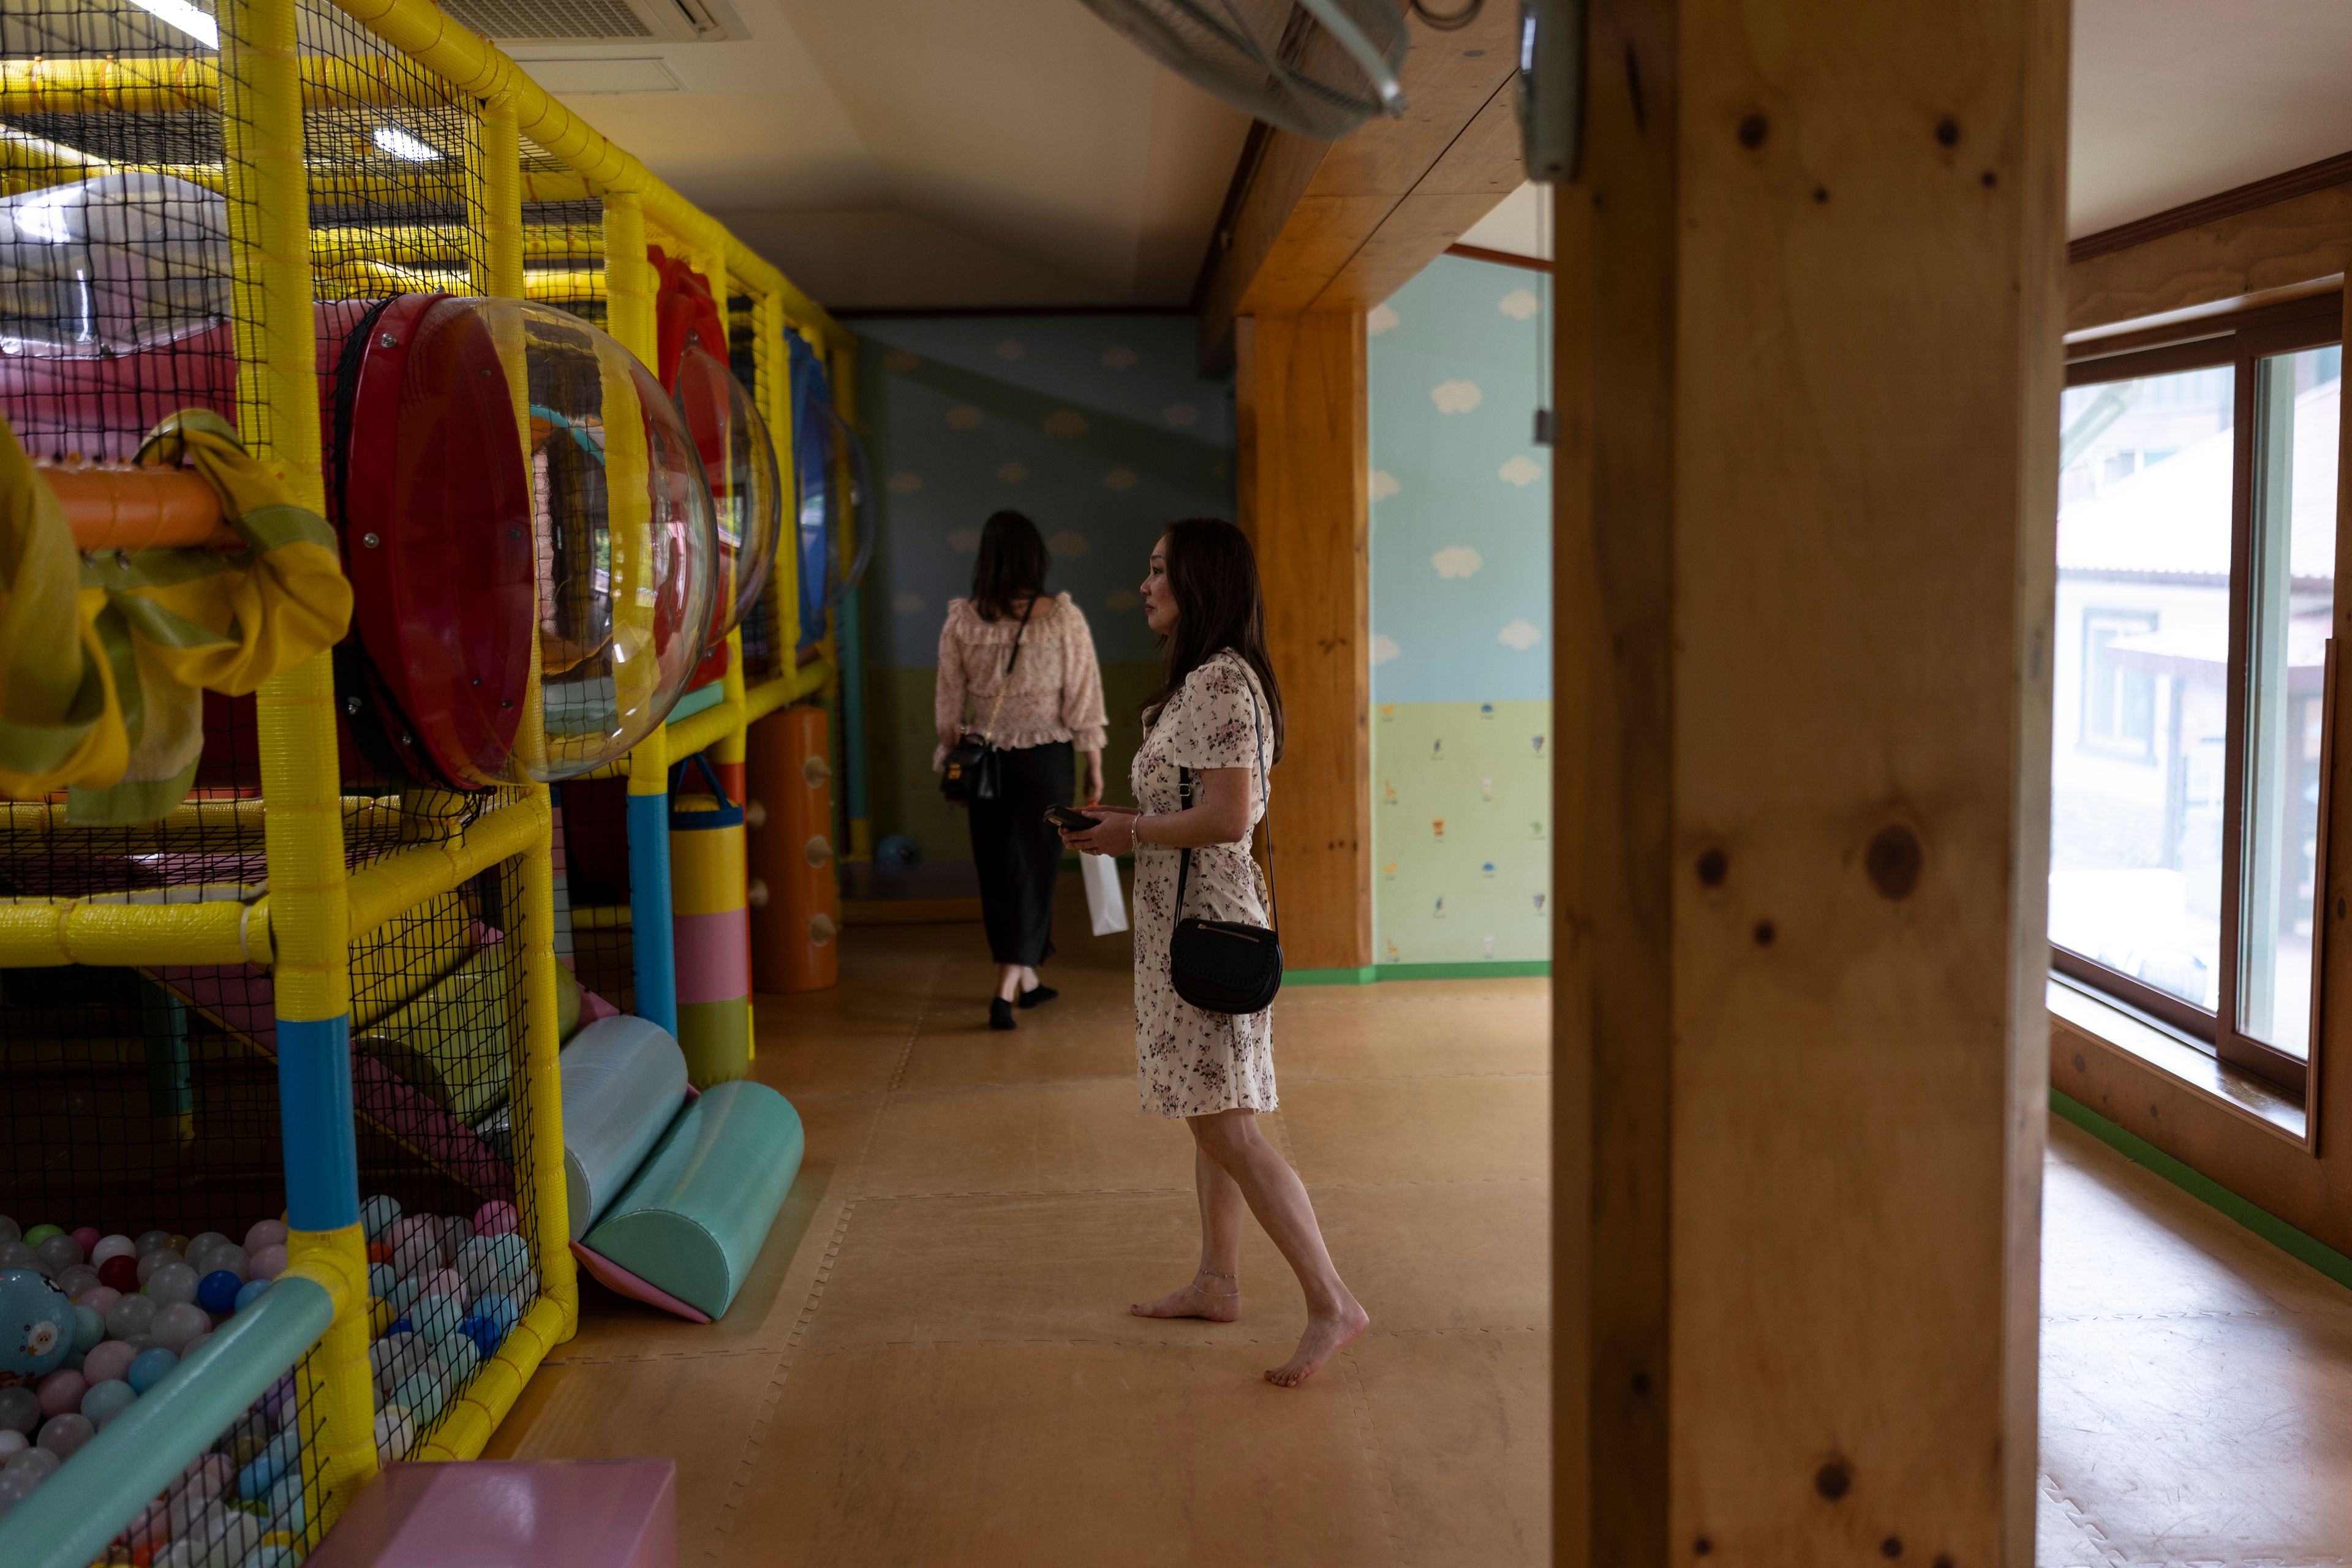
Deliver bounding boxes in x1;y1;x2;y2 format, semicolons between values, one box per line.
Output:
581;1081;804;1319
559;1015;690;1242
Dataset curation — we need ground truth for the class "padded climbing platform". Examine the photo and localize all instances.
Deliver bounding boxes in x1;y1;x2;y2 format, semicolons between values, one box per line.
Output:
558;1016;690;1242
580;1081;802;1320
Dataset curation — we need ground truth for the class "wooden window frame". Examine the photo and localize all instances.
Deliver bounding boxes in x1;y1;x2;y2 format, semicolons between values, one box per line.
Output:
2059;290;2344;1101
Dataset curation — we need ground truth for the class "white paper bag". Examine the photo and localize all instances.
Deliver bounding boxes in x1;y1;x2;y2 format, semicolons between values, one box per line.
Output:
1082;853;1128;937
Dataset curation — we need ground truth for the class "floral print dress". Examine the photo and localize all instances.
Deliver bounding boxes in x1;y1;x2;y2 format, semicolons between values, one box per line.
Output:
1130;650;1276;1118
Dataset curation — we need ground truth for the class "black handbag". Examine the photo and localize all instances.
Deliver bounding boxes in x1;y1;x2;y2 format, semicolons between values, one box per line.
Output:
940;595;1037;804
1167;669;1283;1015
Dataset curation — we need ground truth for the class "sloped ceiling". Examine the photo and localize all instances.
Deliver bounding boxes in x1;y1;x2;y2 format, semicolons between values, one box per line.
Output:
513;0;1250;310
524;0;2352;308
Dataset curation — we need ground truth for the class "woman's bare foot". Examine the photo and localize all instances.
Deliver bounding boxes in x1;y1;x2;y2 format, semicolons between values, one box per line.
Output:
1265;1297;1370;1387
1129;1272;1241;1323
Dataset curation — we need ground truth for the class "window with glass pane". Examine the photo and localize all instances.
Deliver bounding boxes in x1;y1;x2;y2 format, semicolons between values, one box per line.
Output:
2051;366;2234;1014
2235;345;2340;1060
2051;309;2343;1099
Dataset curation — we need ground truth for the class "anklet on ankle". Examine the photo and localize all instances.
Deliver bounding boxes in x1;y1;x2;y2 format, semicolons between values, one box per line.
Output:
1194;1269;1240;1298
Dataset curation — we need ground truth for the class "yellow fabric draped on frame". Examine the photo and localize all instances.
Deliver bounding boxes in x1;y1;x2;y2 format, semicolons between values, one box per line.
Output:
0;409;353;820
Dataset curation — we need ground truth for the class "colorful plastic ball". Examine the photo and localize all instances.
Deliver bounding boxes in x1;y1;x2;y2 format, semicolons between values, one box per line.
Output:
0;1219;16;1246
472;1200;519;1237
145;1262;200;1308
429;1332;479;1384
259;1371;295;1429
0;1386;36;1434
0;1467;40;1523
52;1264;99;1298
0;1244;29;1272
249;1244;287;1281
136;1248;183;1286
0;1272;74;1381
4;1442;59;1476
89;1234;134;1268
243;1219;288;1254
70;1303;104;1354
180;1332;210;1362
68;1227;97;1257
374;1404;413;1464
359;1195;402;1240
239;1428;300;1500
31;1234;81;1277
35;1368;86;1417
386;1316;412;1337
95;1254;139;1294
126;1347;178;1393
152;1302;209;1354
133;1230;173;1257
20;1226;61;1250
234;1278;271;1313
184;1232;229;1266
79;1376;137;1428
195;1271;242;1315
0;1430;21;1457
75;1286;121;1319
82;1339;138;1385
36;1411;93;1459
104;1292;157;1341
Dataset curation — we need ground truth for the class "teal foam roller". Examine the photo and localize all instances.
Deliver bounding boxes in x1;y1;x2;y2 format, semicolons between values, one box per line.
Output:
581;1082;804;1319
560;1016;690;1242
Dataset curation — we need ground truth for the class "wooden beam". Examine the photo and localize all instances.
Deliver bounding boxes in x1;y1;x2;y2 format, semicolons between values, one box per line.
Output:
2068;179;2352;337
1235;313;1371;974
1195;6;1522;372
1556;0;2064;1559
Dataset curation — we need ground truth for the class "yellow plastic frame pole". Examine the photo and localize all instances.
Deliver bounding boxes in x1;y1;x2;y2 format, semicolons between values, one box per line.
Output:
219;0;377;1536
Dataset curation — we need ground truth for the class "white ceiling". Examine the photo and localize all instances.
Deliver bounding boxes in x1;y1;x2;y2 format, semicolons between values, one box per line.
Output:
519;0;2352;310
514;0;1250;311
2068;0;2352;237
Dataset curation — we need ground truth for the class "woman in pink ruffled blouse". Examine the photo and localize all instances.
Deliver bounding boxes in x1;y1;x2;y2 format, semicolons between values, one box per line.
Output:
934;511;1108;1028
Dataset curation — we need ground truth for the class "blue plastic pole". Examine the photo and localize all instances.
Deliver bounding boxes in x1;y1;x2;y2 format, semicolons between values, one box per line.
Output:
628;790;679;1034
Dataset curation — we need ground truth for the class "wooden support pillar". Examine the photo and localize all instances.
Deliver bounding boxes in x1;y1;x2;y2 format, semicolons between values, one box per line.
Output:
1235;311;1372;973
1554;1;2068;1562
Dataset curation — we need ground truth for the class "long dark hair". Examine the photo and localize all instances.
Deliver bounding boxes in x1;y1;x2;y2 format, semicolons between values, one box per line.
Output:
970;510;1049;621
1142;517;1284;763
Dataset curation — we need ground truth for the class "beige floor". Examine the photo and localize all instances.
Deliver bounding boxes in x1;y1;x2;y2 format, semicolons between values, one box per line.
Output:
483;890;2352;1566
2039;1117;2352;1567
486;891;1550;1566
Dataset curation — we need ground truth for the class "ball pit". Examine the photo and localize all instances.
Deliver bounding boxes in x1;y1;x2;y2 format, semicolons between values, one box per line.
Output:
0;1199;536;1546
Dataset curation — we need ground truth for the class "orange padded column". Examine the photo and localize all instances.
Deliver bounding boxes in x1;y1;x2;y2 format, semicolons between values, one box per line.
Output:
746;706;839;992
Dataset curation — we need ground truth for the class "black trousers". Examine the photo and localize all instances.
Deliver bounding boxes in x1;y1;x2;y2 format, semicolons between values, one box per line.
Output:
968;740;1072;967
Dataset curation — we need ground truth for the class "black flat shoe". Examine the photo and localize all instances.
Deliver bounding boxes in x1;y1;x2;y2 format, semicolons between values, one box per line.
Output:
989;998;1016;1030
1017;985;1058;1010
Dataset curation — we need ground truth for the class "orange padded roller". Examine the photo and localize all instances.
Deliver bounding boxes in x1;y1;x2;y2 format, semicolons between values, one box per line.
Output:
37;465;235;551
746;705;839;993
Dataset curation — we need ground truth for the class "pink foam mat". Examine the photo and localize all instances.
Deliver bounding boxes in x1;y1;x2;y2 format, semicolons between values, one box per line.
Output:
571;1240;713;1324
306;1460;677;1568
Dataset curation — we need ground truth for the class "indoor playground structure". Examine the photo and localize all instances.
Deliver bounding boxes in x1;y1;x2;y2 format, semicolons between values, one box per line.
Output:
0;0;853;1561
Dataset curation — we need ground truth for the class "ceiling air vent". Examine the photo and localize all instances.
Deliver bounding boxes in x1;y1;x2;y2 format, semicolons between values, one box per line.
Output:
434;0;740;43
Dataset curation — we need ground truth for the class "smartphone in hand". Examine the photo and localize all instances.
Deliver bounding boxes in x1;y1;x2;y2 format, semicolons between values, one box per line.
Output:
1044;804;1096;831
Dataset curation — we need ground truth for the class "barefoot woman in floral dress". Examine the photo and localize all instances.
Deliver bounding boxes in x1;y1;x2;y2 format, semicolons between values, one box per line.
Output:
1060;518;1368;1387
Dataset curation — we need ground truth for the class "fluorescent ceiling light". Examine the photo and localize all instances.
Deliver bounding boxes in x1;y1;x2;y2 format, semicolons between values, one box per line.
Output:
372;126;442;162
124;0;219;49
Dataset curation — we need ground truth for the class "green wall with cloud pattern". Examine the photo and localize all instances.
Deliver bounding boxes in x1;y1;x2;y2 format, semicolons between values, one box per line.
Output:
1368;255;1553;967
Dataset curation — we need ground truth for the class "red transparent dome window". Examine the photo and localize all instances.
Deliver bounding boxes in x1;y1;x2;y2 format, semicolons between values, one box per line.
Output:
341;295;718;786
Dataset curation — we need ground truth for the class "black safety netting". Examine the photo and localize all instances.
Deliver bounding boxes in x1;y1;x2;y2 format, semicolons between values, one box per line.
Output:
2;2;557;1553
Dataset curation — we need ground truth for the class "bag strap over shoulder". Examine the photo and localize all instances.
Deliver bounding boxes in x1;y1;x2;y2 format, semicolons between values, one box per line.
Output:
1174;656;1276;935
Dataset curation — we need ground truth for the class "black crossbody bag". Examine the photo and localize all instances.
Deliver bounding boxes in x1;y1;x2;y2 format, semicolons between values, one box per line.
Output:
1168;669;1283;1015
939;595;1037;804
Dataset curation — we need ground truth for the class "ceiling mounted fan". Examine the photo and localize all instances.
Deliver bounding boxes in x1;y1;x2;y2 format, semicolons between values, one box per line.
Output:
1073;0;1460;141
